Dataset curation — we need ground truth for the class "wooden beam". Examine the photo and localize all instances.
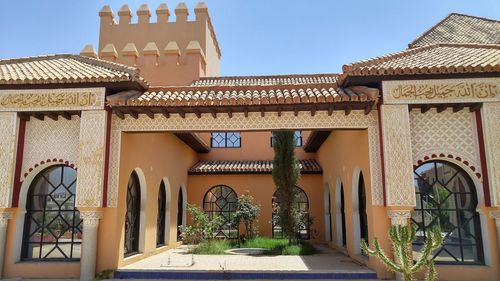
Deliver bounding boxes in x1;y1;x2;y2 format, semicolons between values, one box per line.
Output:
452;105;465;113
46;112;58;121
194;109;201;118
469;104;481;112
128;110;139;119
294;107;299;116
18;113;30;121
310;105;316;117
161;109;170;119
344;106;352;116
327;106;334;116
114;109;125;120
364;105;372;115
277;107;282;117
211;109;217;118
244;107;249;118
61;112;72;120
228;108;233;118
178;109;186;119
145;110;155;119
421;105;431;114
436;105;447;113
260;107;265;117
33;113;44;121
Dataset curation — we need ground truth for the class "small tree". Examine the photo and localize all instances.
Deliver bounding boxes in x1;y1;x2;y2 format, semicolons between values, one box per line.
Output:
271;131;300;245
232;193;261;239
180;204;223;244
361;224;443;281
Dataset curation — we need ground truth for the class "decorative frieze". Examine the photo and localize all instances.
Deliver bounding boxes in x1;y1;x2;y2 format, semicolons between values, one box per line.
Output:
76;110;107;208
482;103;500;206
383;78;500;104
106;110;385;207
380;104;416;206
22;117;80;179
0;212;13;227
387;210;412;225
80;211;103;227
409;108;481;176
0;87;105;112
490;210;500;220
0;112;18;208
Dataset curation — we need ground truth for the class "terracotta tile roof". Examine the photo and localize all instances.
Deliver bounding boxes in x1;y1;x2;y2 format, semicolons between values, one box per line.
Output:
191;74;338;87
0;54;147;87
110;84;378;107
409;13;500;48
188;159;322;174
342;43;500;77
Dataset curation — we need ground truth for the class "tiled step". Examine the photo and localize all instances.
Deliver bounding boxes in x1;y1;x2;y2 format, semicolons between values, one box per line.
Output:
113;270;378;280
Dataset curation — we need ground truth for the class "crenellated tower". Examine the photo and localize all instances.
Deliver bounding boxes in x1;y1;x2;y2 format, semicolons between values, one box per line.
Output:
81;2;221;86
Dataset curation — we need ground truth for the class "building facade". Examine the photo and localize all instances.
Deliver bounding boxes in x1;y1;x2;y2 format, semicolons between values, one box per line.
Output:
0;3;499;281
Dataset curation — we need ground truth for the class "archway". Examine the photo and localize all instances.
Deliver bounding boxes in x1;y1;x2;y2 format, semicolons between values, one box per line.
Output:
324;183;333;241
335;178;346;247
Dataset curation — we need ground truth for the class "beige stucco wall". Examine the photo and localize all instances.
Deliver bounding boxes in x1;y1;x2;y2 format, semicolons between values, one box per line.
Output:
187;174;325;242
96;132;197;271
317;129;392;279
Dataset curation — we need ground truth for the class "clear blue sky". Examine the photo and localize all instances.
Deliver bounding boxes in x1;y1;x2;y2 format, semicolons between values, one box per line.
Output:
0;1;498;75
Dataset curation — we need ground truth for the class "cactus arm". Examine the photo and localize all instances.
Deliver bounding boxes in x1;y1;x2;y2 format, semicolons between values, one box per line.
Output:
425;259;437;281
373;238;401;272
360;239;376;255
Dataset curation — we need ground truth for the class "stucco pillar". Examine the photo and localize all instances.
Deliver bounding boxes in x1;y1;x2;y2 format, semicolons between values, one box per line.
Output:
80;210;103;281
380;104;416;207
481;103;500;207
0;212;13;278
491;211;500;256
0;112;19;209
387;210;412;281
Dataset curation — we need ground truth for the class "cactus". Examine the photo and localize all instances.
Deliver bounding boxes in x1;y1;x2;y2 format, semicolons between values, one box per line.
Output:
360;224;443;281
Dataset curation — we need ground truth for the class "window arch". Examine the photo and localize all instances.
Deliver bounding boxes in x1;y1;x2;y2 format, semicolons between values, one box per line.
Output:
272;186;310;240
157;181;166;247
358;172;369;245
324;184;333;241
203;185;238;239
21;165;82;260
412;160;484;264
124;171;141;256
340;183;346;247
177;186;184;241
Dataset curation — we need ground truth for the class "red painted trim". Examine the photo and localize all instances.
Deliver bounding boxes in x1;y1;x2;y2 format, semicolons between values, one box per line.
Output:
415;154;481;179
475;110;491;207
376;99;387;206
102;108;112;207
12;119;26;207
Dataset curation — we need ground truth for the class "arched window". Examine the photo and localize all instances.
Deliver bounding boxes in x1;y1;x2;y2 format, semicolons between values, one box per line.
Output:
272;186;310;240
340;183;346;247
124;171;141;256
177;187;184;241
412;161;484;264
22;165;82;260
358;172;368;244
325;186;333;241
157;182;166;247
203;185;238;239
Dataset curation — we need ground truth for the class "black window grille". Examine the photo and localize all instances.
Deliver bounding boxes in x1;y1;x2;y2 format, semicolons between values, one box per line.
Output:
157;182;166;247
340;183;346;247
211;132;241;148
412;161;484;265
272;186;310;240
358;172;369;245
124;171;141;257
22;165;82;261
270;130;302;147
203;185;238;239
177;187;183;241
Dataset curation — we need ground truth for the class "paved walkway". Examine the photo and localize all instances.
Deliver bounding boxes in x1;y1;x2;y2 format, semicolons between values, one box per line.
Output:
121;244;374;273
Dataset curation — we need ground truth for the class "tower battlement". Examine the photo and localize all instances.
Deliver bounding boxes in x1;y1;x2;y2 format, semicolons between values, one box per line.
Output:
83;2;221;86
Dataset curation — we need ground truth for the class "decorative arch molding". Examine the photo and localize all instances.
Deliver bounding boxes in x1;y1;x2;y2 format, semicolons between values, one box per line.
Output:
351;167;362;255
334;177;346;248
23;159;77;178
159;177;172;246
323;182;333;242
414;151;481;179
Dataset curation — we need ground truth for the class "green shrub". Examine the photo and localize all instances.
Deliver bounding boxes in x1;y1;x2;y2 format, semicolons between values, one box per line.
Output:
232;193;261;239
180;204;223;244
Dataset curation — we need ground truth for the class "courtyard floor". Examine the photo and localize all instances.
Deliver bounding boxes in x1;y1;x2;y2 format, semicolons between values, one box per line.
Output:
120;244;375;273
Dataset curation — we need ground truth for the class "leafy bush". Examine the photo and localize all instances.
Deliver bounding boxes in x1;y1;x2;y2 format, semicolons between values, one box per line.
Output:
180;204;223;244
232;193;261;239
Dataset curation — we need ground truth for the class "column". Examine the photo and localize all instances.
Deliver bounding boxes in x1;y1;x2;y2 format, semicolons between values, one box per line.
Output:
387;209;412;226
80;210;103;281
380;104;416;207
491;211;500;256
0;212;13;278
481;103;500;206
